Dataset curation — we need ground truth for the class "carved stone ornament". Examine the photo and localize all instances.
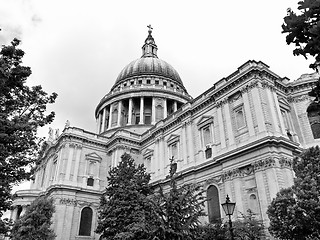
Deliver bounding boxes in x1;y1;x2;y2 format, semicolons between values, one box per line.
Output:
261;80;275;90
253;157;276;171
59;198;97;207
240;80;259;93
205;175;223;185
216;98;228;108
279;157;293;168
287;95;312;103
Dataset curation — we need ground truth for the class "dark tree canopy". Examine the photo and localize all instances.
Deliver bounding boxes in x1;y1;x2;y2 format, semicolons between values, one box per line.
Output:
0;38;57;232
267;146;320;239
96;153;154;240
10;196;56;240
283;0;320;70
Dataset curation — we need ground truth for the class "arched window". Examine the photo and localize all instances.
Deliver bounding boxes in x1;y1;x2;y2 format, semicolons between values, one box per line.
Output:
79;207;93;236
207;185;221;223
248;194;259;214
307;102;320;139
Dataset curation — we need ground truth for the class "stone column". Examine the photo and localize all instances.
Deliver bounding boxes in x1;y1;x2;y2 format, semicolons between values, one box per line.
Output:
181;123;188;165
117;101;122;127
128;98;133;125
72;145;82;183
252;87;266;133
173;101;177;112
242;91;255;136
55;145;64;183
108;104;113;129
139;97;144;124
272;91;286;135
65;144;74;182
223;102;235;146
187;120;195;164
164;99;167;118
152;97;156;124
217;106;226;149
97;112;102;133
266;87;280;133
101;107;106;133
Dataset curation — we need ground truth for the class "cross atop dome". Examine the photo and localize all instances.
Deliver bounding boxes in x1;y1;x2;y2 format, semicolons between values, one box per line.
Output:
147;24;153;34
142;25;158;58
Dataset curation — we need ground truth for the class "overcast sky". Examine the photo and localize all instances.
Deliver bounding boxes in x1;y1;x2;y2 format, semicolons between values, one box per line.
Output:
1;0;314;137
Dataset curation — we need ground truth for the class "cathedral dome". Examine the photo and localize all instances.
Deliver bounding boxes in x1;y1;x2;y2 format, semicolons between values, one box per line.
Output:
115;57;182;85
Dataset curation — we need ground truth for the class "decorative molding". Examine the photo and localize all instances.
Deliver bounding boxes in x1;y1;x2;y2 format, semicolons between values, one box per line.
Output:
279;157;293;168
253;157;276;171
240;80;259;93
205;175;223;185
261;80;275;90
216;98;228;108
59;198;97;208
287;95;312;103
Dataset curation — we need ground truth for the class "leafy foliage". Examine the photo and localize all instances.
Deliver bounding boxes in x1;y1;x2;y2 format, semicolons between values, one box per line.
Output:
194;210;264;240
267;146;320;239
150;158;206;240
232;209;264;240
0;38;57;232
282;0;320;70
10;196;56;240
96;153;154;240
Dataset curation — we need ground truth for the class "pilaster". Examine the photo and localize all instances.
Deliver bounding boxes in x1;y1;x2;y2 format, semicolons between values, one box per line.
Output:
139;97;144;124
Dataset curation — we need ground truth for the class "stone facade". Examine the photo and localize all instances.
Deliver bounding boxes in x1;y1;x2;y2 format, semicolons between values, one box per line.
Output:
12;30;320;240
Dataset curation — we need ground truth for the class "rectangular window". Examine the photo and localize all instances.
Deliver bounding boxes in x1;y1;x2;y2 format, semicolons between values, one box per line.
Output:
169;142;178;160
203;126;212;146
155;80;159;85
147;79;151;84
234;106;246;129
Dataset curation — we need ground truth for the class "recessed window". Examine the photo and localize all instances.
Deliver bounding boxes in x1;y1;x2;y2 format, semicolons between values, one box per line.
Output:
138;80;142;84
163;82;167;86
234;106;246;129
131;81;134;85
207;185;221;223
171;84;174;88
79;207;93;236
147;79;151;84
155;80;159;85
169;142;178;159
87;177;94;186
123;83;127;87
205;147;212;159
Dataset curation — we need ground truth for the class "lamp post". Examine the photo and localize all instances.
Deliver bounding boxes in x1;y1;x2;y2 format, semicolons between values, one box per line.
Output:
221;195;236;240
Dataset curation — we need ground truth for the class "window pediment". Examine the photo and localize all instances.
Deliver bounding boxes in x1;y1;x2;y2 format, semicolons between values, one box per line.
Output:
85;152;102;163
197;116;213;129
167;134;180;145
143;149;154;158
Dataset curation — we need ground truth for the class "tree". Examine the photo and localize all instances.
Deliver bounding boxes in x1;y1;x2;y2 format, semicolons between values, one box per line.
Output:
267;146;320;239
10;196;56;240
282;0;320;101
283;0;320;70
96;153;154;240
232;209;264;240
151;158;206;240
0;38;57;233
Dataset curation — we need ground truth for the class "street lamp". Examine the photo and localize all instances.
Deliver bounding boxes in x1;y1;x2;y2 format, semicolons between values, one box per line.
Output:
221;195;236;240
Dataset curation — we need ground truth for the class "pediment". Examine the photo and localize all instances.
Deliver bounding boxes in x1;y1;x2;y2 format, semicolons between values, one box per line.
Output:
197;115;213;128
85;152;102;162
143;149;154;157
167;134;180;144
